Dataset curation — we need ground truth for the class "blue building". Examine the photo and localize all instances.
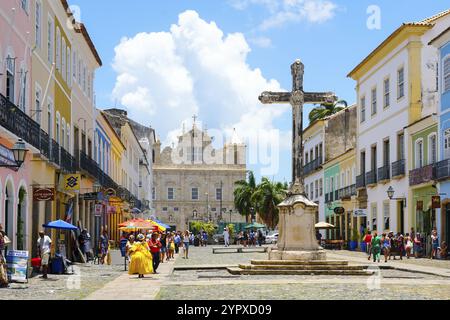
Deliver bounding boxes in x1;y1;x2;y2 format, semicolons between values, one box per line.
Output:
431;27;450;246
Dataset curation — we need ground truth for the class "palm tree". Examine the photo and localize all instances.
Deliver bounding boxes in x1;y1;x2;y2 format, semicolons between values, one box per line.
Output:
251;178;287;229
308;100;348;123
234;171;257;223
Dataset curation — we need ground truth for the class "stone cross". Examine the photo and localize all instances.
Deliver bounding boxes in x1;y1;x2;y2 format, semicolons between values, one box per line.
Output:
259;59;337;195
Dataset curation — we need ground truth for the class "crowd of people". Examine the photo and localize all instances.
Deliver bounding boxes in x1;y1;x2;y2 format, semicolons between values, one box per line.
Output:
363;228;448;263
121;230;193;278
234;229;265;247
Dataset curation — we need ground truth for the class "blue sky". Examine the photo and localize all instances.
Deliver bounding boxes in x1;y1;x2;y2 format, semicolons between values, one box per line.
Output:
72;0;449;184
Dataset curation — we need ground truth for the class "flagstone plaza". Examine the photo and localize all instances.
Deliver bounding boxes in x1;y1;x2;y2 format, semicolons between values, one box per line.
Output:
1;247;449;300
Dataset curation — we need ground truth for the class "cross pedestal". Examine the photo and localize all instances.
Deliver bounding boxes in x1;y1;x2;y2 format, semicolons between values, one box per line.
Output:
268;194;326;261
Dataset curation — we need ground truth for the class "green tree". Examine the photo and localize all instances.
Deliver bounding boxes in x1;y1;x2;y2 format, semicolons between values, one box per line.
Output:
308;100;348;123
251;178;287;229
234;171;257;223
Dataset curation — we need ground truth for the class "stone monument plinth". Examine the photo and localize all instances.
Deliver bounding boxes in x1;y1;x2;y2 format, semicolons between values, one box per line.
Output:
268;193;326;261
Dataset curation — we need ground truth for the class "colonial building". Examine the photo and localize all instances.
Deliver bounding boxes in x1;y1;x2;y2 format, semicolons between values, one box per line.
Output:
153;121;247;231
430;26;450;246
348;10;450;239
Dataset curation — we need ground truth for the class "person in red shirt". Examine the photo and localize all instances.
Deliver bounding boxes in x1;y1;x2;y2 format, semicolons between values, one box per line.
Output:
148;233;162;273
363;230;373;261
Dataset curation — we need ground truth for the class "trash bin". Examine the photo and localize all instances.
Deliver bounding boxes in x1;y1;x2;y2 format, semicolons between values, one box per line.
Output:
51;256;64;274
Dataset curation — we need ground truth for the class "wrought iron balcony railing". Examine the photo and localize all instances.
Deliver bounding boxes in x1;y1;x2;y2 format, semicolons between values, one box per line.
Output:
356;174;366;189
391;159;406;178
377;165;390;182
437;159;450;180
338;184;356;200
409;164;436;186
366;170;377;186
303;156;323;176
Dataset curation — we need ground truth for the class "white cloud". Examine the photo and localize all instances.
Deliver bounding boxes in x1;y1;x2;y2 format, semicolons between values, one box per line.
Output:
229;0;338;30
112;10;290;161
248;36;273;48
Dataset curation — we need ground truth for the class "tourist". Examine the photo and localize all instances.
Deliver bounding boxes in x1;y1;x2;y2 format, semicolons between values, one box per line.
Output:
0;224;9;288
316;230;323;246
405;233;413;259
223;227;230;247
381;233;390;263
167;233;175;261
182;230;190;259
257;229;264;247
249;230;255;246
202;231;208;247
37;231;52;279
359;224;365;238
243;231;249;247
149;232;162;273
99;228;110;265
439;241;448;259
128;234;153;278
127;235;136;258
431;229;439;260
160;232;167;263
371;232;381;263
396;232;405;260
174;232;181;254
189;232;195;245
364;230;372;260
414;233;422;258
78;229;93;262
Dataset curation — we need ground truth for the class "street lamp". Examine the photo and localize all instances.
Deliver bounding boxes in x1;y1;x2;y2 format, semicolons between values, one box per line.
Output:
250;207;255;223
0;139;28;168
386;186;406;207
229;209;232;224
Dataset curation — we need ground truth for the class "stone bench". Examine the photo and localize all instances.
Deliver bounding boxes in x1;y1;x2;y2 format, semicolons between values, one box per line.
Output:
212;247;269;254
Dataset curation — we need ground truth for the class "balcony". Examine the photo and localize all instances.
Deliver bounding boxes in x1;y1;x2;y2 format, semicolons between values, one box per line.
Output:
356;174;366;190
80;151;118;190
338;185;356;200
391;159;406;178
366;170;377;186
437;159;450;180
303;157;323;176
409;164;436;186
377;165;390;183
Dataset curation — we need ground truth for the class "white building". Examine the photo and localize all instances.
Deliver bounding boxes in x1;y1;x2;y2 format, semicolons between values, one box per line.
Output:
348;10;450;235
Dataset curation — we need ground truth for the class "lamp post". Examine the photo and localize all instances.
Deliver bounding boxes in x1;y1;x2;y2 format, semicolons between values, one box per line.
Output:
387;186;406;207
0;139;28;168
229;209;232;224
250;207;255;223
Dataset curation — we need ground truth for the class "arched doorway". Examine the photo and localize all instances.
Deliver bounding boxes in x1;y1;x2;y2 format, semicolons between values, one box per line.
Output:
16;187;27;250
4;181;15;249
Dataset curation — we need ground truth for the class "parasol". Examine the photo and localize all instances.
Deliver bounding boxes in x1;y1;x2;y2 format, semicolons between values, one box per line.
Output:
315;222;336;229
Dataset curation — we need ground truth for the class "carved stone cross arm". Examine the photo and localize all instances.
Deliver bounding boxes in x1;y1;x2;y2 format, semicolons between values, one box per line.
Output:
304;92;338;105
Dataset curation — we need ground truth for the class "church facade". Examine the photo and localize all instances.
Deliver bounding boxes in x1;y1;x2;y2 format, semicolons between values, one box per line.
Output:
152;123;247;231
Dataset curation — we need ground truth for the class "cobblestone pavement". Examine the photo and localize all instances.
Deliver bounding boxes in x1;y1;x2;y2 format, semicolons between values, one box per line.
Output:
0;263;124;300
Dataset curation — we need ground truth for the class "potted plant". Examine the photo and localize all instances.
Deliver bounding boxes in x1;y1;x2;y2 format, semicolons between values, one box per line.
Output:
349;228;359;251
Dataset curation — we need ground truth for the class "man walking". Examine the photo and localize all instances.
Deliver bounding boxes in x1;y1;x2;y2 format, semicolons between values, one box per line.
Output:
223;228;230;247
37;231;52;279
149;233;162;273
174;232;181;254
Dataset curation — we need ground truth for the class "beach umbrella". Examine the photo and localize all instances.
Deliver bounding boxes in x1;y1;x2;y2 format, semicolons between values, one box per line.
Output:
315;222;336;229
43;220;78;231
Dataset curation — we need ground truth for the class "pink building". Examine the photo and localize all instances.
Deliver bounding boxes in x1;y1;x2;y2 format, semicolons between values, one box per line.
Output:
0;0;33;251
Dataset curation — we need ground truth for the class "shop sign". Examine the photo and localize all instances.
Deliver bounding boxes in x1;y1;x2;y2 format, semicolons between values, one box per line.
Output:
64;174;81;191
334;207;345;215
432;196;441;209
353;209;367;217
94;204;103;217
6;250;29;283
82;192;98;201
416;201;423;211
33;187;55;201
105;188;116;197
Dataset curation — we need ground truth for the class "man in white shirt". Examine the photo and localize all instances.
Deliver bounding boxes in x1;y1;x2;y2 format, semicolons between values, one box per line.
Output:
37;231;52;279
223;228;230;247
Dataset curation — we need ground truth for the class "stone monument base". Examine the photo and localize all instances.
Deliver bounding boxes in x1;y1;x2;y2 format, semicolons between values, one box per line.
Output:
268;248;326;261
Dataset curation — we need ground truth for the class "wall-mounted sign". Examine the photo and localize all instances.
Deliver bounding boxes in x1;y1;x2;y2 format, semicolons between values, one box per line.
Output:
416;200;423;211
353;209;367;217
334;207;345;215
432;196;441;209
82;192;98;201
64;174;81;191
94;204;103;217
0;144;18;169
33;187;55;201
104;188;116;197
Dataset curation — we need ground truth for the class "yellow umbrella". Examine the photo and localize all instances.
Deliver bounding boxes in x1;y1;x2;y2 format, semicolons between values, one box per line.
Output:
146;219;166;232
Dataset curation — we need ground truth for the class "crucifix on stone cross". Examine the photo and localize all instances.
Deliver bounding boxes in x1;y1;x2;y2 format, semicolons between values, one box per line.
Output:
259;59;338;196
